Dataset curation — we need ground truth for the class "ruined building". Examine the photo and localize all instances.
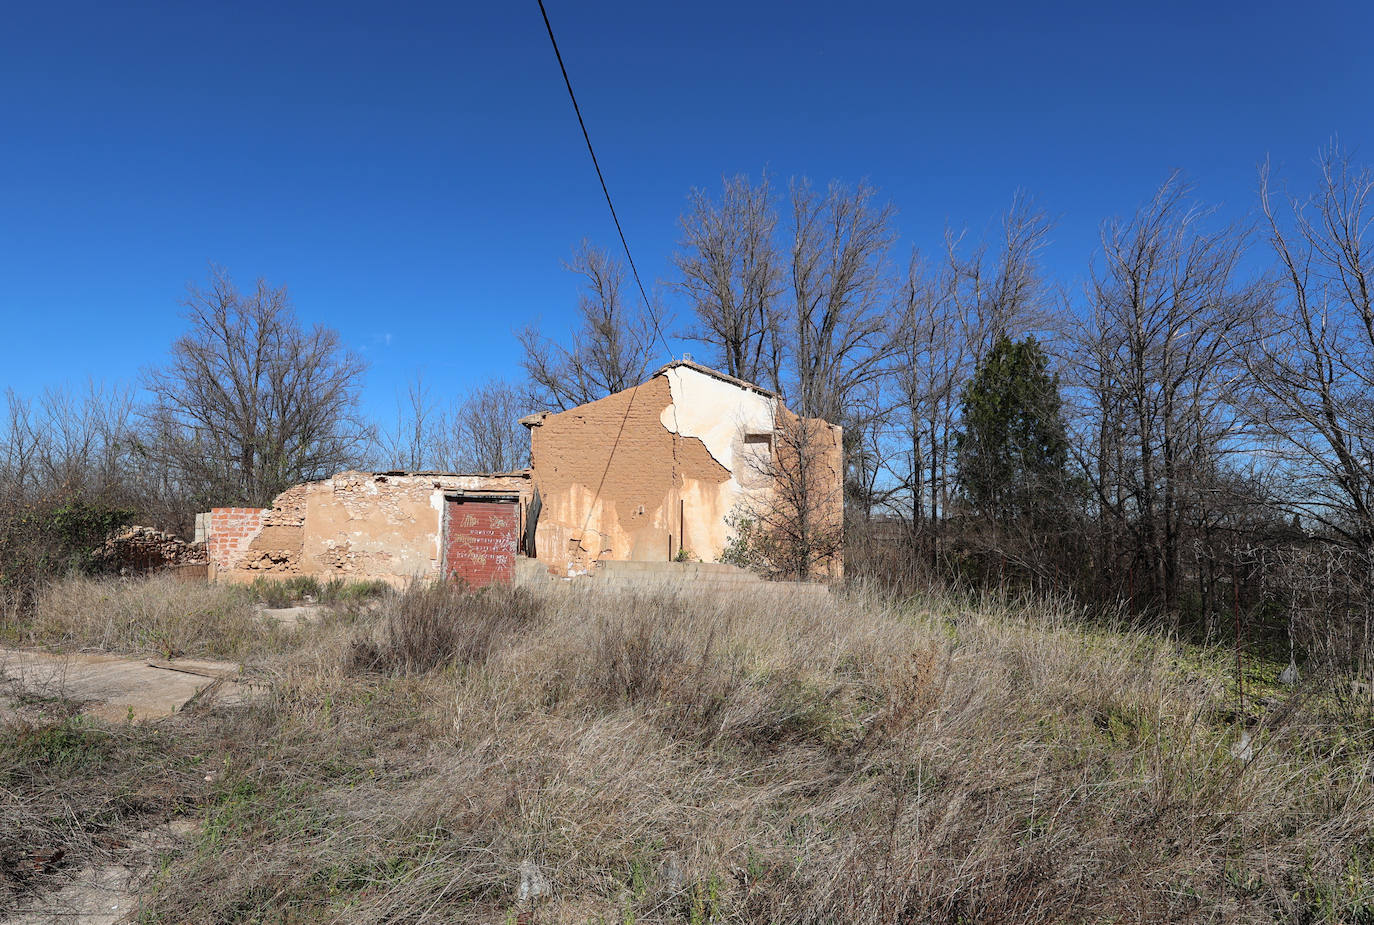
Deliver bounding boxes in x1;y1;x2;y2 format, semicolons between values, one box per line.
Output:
204;361;843;586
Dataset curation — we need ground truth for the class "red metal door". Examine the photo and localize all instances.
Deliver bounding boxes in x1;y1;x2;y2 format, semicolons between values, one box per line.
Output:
443;498;518;588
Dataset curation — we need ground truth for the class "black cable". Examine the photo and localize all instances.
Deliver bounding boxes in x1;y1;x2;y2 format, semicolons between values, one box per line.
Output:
535;0;671;357
536;0;690;556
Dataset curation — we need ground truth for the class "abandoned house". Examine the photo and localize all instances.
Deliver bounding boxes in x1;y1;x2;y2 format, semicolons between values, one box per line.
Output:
203;360;843;587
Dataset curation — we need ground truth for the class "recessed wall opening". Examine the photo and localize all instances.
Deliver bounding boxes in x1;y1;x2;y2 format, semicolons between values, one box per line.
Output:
443;494;520;588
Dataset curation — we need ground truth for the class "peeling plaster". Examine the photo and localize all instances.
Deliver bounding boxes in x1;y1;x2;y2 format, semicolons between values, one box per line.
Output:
212;471;531;585
660;364;776;478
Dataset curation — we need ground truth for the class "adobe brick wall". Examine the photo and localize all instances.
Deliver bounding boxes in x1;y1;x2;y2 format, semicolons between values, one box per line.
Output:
526;367;845;580
207;507;267;574
207;472;533;585
528;376;731;575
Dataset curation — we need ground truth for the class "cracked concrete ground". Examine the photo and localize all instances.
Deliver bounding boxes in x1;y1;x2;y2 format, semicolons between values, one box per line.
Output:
1;651;250;922
257;603;327;625
0;649;250;723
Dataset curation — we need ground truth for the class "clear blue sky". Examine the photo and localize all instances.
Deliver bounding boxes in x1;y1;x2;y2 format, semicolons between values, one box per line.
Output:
3;0;1370;421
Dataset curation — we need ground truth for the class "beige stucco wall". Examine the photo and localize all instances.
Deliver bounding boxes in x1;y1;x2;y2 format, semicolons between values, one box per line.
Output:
526;364;841;578
659;364;778;563
213;471;532;585
300;472;442;581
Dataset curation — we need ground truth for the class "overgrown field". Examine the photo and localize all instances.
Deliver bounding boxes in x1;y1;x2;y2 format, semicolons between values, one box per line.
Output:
3;575;1373;923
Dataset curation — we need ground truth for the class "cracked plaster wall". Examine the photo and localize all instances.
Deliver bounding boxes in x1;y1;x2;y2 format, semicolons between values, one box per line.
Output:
529;368;778;575
213;471;531;585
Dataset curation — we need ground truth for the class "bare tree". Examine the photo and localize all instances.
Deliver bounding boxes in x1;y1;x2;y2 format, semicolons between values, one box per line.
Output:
842;379;901;523
886;198;1059;567
788;178;896;423
725;407;845;581
520;242;659;411
375;375;530;474
0;381;191;606
451;379;531;473
891;251;962;555
674;173;785;389
377;372;442;471
2;381;140;506
0;390;38;503
1247;147;1374;546
1070;174;1262;610
140;266;370;508
945;192;1060;362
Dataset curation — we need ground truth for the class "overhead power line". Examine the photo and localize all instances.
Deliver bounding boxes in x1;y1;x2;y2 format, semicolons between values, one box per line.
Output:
534;0;683;554
535;0;671;357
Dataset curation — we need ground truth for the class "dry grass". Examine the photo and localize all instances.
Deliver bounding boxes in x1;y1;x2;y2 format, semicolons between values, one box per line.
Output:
2;573;283;660
0;714;209;907
4;576;1374;922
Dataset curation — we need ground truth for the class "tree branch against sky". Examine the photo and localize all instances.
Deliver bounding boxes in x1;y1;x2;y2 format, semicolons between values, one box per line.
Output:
519;241;661;412
674;172;785;392
3;4;1371;426
1247;146;1374;545
138;266;371;508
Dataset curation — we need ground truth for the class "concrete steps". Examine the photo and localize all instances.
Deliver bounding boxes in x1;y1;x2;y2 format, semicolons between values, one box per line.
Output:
515;557;551;587
531;558;832;599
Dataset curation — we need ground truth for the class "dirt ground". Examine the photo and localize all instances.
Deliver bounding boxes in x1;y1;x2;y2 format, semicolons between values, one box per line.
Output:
4;818;199;924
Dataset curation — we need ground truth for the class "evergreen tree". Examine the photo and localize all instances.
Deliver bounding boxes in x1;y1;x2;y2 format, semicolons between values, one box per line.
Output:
956;335;1069;523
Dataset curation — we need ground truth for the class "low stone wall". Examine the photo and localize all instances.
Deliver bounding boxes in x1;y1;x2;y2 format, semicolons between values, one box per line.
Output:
93;526;208;575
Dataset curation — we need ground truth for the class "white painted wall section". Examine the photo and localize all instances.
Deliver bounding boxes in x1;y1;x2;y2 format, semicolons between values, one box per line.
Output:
659;366;775;477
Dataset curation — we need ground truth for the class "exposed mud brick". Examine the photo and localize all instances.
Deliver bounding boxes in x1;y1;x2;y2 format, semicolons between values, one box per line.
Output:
528;376;730;573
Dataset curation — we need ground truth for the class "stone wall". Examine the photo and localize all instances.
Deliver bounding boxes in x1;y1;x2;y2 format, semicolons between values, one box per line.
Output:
94;526;208;575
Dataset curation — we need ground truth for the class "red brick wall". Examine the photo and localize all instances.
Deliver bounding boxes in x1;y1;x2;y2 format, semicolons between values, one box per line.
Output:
207;507;267;572
444;499;517;588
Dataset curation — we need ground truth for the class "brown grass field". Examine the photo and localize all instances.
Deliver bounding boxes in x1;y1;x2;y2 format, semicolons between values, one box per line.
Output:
2;574;1373;923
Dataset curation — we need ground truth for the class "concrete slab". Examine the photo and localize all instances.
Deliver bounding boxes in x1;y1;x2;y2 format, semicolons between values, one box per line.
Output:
0;649;249;723
257;604;326;625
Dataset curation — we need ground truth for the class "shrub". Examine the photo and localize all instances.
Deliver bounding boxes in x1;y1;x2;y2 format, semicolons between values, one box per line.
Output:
319;578;391;606
249;576;391;609
248;575;322;607
346;582;543;674
9;579;1374;923
0;497;134;613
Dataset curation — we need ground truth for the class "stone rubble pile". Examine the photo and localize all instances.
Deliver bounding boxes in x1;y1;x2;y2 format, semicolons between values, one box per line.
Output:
94;525;208;573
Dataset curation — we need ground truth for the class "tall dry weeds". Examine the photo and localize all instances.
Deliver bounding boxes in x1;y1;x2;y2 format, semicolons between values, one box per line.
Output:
5;574;281;660
7;577;1374;922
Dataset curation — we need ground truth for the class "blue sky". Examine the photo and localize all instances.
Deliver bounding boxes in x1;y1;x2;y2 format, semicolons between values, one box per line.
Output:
3;0;1371;421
